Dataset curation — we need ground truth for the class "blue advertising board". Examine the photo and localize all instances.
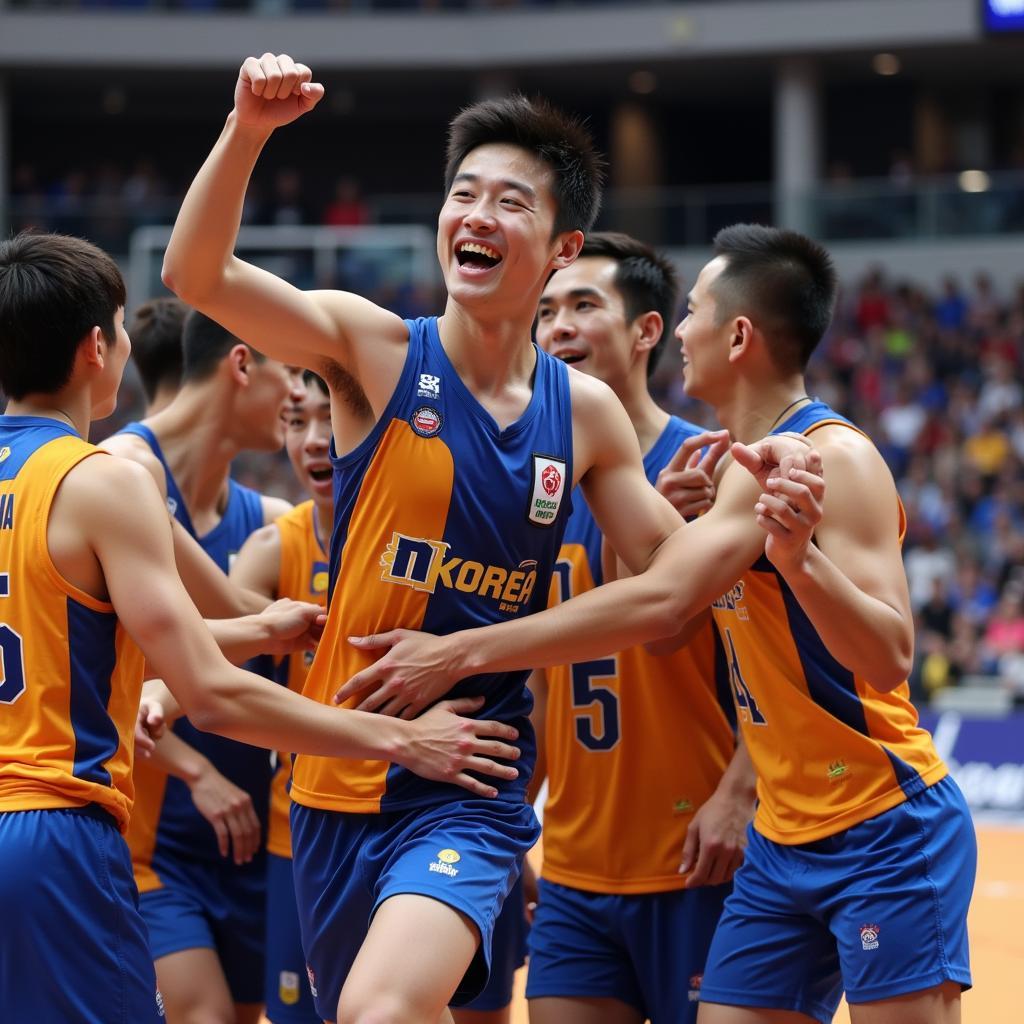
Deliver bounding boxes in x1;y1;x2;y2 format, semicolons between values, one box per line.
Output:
921;710;1024;822
982;0;1024;32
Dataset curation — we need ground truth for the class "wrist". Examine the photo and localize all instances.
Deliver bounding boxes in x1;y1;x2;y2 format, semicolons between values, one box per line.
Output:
225;110;274;148
375;716;407;764
183;754;213;789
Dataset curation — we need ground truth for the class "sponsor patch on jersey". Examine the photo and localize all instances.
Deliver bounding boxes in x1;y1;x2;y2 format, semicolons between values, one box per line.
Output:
859;924;880;951
417;373;442;399
437;848;461;864
411;406;443;437
0;446;10;463
528;453;566;527
279;970;300;1005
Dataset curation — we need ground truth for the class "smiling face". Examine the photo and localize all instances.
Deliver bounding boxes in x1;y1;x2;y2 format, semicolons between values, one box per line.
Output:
536;256;639;390
285;377;334;505
674;256;736;404
437;142;573;315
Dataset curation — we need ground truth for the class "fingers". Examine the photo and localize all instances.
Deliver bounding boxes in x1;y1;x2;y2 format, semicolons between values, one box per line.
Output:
469;716;520;743
463;756;519;782
697;431;731;478
678;829;698;877
334;665;382;705
441;696;486;716
666;433;707;473
729;441;763;477
451;773;499;799
241;54;324;106
212;816;230;859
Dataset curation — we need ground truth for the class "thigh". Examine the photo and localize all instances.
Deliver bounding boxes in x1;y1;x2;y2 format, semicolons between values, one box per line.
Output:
628;885;733;1024
829;777;976;1006
264;852;320;1024
0;808;162;1024
531;997;644;1024
339;893;481;1024
848;980;962;1024
699;829;843;1024
155;947;235;1024
525;880;644;1015
698;1007;821;1024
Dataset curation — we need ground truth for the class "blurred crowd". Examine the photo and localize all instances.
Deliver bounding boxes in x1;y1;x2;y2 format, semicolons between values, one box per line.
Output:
659;268;1024;703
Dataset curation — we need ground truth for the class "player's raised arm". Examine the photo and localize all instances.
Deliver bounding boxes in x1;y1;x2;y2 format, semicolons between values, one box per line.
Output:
740;426;915;690
161;54;406;389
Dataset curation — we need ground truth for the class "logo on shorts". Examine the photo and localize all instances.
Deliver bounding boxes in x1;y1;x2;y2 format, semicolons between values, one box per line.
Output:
306;965;318;999
411;406;442;437
429;848;461;877
279;971;300;1006
688;973;703;1002
417;373;442;399
155;987;165;1017
859;924;880;951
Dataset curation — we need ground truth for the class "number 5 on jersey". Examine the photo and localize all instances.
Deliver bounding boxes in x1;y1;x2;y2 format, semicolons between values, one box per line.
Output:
0;574;27;704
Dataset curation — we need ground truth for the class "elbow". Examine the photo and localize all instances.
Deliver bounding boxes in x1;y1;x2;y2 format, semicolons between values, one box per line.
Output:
178;689;233;735
160;257;213;308
870;642;915;693
646;587;688;646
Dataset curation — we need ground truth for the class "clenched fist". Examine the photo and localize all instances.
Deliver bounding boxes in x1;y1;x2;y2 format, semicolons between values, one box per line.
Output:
234;53;324;131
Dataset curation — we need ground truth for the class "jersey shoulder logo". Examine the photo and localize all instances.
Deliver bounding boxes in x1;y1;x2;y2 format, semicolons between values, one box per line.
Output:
417;373;442;399
528;453;567;527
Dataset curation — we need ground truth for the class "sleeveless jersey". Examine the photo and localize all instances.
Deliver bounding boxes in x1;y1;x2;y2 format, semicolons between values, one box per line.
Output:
710;401;946;845
544;417;736;894
291;316;573;813
120;422;270;883
0;417;144;833
267;501;328;859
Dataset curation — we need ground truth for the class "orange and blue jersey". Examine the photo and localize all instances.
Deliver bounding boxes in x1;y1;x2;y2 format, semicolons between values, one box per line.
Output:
267;500;328;860
121;422;269;883
544;416;736;894
0;417;144;833
291;316;573;813
711;400;946;845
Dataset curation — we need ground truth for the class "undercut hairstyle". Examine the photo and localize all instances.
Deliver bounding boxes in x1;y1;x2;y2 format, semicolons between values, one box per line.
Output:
129;297;187;403
0;232;125;400
710;224;837;372
303;369;329;397
445;94;605;236
580;232;679;378
181;309;264;383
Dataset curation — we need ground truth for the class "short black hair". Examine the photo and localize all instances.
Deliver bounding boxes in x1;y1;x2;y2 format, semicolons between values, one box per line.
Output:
710;224;837;371
129;297;187;403
302;369;329;397
181;309;263;382
580;232;679;378
445;94;604;236
0;232;125;400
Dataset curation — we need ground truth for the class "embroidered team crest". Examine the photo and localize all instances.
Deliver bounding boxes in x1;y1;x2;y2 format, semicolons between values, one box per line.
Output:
528;454;566;526
860;924;880;950
279;971;301;1006
411;406;442;437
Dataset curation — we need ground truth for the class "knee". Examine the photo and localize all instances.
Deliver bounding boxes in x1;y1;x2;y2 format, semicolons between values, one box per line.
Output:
337;992;417;1024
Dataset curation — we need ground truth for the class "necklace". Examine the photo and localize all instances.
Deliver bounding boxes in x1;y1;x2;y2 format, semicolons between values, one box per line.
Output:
767;395;812;433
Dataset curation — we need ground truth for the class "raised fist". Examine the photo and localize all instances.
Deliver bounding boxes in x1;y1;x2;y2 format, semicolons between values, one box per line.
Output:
234;53;324;131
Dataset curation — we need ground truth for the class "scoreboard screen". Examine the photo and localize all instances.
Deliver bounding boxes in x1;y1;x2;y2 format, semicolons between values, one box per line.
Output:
982;0;1024;31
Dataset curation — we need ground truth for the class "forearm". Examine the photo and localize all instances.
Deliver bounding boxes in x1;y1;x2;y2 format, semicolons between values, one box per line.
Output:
146;730;211;786
778;544;914;689
206;614;278;664
715;735;757;805
163;113;270;301
177;524;269;618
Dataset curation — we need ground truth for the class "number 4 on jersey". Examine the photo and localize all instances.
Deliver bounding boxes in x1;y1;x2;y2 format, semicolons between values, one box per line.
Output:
724;627;766;725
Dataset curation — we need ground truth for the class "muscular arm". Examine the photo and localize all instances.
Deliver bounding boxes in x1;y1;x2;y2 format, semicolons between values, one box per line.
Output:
230;523;281;600
758;426;914;690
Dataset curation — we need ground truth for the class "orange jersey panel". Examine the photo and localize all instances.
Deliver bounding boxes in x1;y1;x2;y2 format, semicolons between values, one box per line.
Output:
711;410;946;844
0;420;144;833
290;421;454;813
267;501;328;859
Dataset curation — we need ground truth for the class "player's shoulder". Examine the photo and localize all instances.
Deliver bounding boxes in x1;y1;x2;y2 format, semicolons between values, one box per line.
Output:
59;451;163;514
315;288;409;345
98;430;167;490
260;493;293;526
808;421;892;479
238;521;284;558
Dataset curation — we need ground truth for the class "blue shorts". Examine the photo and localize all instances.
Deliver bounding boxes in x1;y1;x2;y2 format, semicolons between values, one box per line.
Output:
461;873;529;1011
0;806;163;1023
526;878;731;1023
264;852;319;1024
291;798;540;1021
140;851;266;1004
700;775;976;1023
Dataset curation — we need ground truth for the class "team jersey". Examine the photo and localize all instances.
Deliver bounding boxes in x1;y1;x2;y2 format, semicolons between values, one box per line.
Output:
120;422;269;884
0;417;144;833
291;316;573;814
711;401;946;845
266;501;329;859
543;416;736;894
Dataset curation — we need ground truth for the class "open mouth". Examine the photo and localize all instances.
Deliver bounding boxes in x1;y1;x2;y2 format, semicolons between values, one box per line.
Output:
456;241;502;270
309;467;332;482
553;350;587;365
